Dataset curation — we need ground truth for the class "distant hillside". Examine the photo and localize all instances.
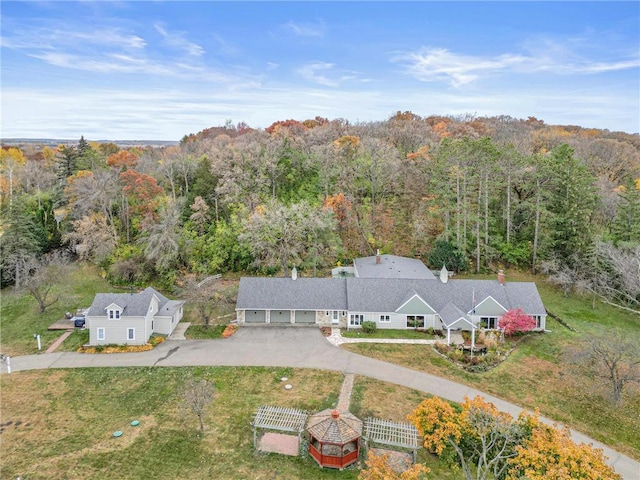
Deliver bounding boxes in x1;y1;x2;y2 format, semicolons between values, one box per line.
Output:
1;138;179;149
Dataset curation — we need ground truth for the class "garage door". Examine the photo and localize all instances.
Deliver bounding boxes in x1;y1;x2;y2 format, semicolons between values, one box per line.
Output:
270;310;291;323
245;310;266;323
295;310;316;324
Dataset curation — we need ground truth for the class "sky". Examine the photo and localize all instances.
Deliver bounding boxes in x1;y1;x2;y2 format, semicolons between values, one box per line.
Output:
1;1;639;140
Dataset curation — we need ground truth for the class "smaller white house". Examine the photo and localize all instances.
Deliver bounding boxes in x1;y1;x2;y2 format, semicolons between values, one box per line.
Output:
86;287;184;346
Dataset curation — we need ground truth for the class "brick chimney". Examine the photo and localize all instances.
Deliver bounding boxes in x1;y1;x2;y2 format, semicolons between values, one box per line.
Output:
497;269;505;285
376;249;381;264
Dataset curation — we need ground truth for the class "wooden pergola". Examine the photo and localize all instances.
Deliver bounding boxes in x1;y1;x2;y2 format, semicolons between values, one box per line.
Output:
251;405;308;452
363;417;421;461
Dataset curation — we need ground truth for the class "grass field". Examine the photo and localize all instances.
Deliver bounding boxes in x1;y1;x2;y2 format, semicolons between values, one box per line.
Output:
0;264;112;356
341;329;436;340
0;367;447;480
344;270;640;460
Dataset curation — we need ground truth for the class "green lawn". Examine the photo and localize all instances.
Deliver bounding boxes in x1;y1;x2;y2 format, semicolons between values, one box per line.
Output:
341;329;436;340
344;270;640;461
0;264;112;356
2;367;424;480
184;325;225;339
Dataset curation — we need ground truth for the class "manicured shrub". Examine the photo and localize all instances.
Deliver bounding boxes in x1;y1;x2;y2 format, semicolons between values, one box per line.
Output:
361;321;377;334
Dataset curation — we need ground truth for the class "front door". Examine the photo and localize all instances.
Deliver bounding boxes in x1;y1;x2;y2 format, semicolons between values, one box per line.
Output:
407;315;425;329
332;311;339;324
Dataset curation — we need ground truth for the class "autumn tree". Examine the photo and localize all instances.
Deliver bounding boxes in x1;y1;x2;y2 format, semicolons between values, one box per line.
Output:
182;379;215;435
0;147;26;209
409;396;529;480
359;452;430;480
506;417;620;480
498;308;537;336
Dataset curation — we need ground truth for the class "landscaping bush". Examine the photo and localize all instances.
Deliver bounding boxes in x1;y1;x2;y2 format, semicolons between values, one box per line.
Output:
361;321;377;334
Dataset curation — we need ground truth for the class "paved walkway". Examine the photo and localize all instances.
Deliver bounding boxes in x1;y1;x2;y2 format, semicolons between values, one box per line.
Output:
2;327;639;479
45;330;73;353
336;374;355;411
327;327;437;346
168;322;190;340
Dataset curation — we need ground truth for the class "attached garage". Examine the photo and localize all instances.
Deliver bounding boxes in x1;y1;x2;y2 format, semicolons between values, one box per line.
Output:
294;310;316;324
245;310;266;323
270;310;291;324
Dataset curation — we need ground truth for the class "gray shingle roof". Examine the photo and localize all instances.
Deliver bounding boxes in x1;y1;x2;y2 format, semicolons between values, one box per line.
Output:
87;287;173;317
438;302;473;328
354;254;436;280
306;409;363;443
236;277;546;317
236;277;348;310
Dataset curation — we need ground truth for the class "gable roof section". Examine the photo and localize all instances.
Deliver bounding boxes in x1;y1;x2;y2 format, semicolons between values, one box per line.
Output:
395;290;436;314
438;302;475;329
88;287;172;317
470;295;508;316
236;277;348;311
504;282;546;315
354;254;436;280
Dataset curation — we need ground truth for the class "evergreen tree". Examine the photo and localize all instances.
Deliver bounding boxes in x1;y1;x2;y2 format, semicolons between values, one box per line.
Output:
55;145;78;181
611;176;640;245
544;144;598;267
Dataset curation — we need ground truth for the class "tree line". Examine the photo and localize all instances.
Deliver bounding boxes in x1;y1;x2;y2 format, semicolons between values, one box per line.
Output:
1;113;639;311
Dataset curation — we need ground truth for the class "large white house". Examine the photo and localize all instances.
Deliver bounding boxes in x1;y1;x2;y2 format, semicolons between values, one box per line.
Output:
87;287;184;345
235;254;547;333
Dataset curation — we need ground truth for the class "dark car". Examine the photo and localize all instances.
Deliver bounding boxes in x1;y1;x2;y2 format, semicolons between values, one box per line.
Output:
73;315;86;328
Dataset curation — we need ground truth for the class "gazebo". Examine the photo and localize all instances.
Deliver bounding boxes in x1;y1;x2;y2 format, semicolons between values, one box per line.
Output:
307;409;363;469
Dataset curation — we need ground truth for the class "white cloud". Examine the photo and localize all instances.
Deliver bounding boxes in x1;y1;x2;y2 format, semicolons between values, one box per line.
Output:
394;45;640;87
154;23;204;57
296;62;356;87
284;20;324;38
3;80;637;141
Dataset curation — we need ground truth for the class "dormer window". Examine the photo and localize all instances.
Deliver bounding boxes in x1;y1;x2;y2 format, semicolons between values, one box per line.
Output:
106;304;123;320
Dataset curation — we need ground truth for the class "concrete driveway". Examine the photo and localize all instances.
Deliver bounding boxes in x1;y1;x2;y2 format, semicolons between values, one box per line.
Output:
4;326;639;479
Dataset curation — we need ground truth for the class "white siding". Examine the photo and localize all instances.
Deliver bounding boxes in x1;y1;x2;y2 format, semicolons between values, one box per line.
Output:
88;315;149;345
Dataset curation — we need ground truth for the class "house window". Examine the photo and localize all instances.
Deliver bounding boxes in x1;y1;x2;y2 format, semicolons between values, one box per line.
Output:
379;315;390;322
127;328;135;341
534;316;542;329
349;314;363;326
407;315;425;329
480;317;498;329
108;310;120;319
97;328;105;341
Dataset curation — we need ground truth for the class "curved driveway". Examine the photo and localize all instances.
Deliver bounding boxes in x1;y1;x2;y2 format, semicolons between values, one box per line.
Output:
5;327;639;479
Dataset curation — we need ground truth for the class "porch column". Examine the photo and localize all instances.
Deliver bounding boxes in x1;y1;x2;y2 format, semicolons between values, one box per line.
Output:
447;328;451;344
471;328;476;348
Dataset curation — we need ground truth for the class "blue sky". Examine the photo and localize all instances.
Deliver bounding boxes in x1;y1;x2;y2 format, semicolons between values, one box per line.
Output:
2;1;639;140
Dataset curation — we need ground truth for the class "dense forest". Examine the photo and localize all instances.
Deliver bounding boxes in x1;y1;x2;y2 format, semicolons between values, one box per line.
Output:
2;113;639;312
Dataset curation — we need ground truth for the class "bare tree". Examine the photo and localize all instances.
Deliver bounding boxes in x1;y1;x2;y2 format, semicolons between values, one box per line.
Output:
183;379;215;435
571;332;640;405
183;276;235;328
20;251;70;313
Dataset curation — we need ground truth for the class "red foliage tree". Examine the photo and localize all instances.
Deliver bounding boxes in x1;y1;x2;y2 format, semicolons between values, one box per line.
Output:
498;308;537;335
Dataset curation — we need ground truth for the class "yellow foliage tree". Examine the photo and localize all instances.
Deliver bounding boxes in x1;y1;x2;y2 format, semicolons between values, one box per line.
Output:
506;418;621;480
358;452;430;480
